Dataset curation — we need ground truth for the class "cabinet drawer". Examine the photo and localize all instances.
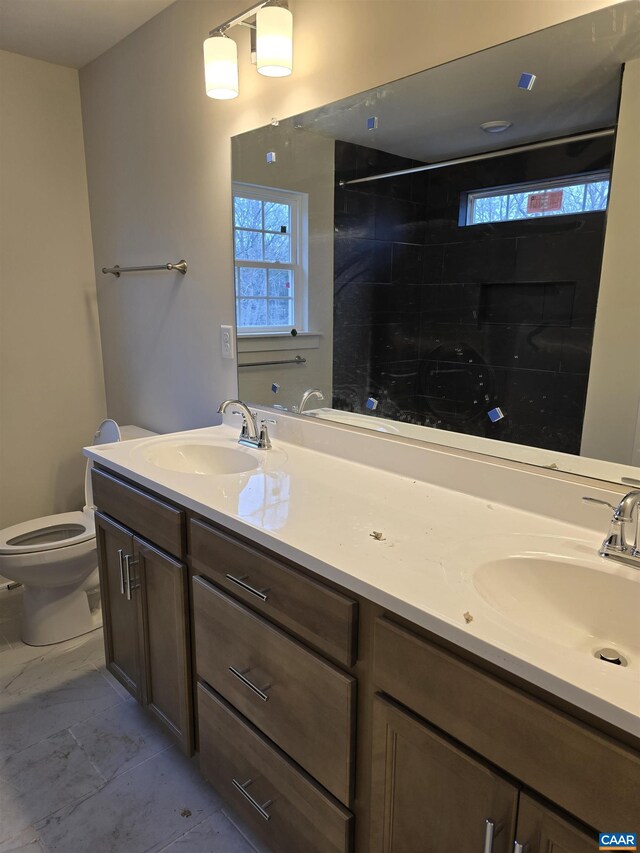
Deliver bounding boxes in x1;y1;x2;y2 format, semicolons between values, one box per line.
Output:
193;576;355;805
373;617;640;830
190;518;357;667
198;683;353;853
92;469;185;558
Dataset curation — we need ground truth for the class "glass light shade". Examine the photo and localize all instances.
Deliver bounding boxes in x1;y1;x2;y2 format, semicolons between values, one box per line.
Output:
256;5;293;77
203;35;239;99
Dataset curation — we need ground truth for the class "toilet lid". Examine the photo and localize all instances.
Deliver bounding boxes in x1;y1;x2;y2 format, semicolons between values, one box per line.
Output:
94;419;122;445
0;511;95;555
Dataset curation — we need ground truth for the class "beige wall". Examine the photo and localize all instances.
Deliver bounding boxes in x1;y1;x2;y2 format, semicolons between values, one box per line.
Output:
581;57;640;466
79;0;618;434
0;50;106;529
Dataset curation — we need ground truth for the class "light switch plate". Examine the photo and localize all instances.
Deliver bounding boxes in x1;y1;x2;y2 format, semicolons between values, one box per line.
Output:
221;325;235;360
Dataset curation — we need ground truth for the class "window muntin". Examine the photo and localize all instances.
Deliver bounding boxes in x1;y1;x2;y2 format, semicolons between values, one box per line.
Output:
233;184;308;333
464;172;610;226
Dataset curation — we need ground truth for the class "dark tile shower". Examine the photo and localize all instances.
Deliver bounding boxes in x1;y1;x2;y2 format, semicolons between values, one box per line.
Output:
332;135;612;454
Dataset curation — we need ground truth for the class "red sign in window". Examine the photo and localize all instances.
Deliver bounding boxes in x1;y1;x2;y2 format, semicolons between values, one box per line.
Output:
527;189;564;213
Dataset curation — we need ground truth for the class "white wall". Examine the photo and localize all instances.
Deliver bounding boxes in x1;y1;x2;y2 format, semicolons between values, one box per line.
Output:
581;57;640;465
0;50;106;529
79;0;619;435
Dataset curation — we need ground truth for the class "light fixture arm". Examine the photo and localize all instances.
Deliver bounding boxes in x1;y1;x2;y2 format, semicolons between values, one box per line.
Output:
209;0;288;36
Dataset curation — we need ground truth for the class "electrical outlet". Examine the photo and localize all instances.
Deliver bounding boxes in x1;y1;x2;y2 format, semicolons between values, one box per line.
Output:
220;325;235;360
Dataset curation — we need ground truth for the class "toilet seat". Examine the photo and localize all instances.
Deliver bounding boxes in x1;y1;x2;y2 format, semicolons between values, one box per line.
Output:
0;510;95;556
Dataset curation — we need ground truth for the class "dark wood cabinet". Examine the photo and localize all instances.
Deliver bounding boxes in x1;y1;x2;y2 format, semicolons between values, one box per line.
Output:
193;576;355;805
514;794;596;853
95;507;193;754
370;695;518;853
93;466;639;853
95;512;142;700
138;539;193;754
198;683;353;853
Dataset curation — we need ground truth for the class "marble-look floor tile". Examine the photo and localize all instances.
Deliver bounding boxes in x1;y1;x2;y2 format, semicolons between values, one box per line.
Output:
158;811;256;853
0;626;104;673
70;700;170;781
0;650;123;760
0;589;23;623
0;618;21;649
97;666;133;701
0;729;104;845
37;746;221;853
0;842;43;853
0;827;42;852
0;628;13;654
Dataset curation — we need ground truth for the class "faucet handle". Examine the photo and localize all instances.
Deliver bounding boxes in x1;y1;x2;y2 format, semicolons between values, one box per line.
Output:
582;496;617;511
231;410;249;438
258;418;276;450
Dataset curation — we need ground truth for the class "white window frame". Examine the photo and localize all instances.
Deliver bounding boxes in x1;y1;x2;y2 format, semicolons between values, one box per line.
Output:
233;182;309;335
463;170;610;226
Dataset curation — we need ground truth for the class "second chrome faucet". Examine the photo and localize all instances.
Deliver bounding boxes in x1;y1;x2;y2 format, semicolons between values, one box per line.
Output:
583;490;640;569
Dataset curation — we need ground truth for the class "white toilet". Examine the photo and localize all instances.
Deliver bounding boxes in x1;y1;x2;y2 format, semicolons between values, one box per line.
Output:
0;420;157;646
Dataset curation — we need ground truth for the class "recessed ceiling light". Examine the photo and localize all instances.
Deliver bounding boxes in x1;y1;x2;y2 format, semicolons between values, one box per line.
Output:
480;120;513;133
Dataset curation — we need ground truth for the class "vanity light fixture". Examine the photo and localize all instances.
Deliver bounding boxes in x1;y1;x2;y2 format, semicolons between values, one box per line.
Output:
203;0;292;100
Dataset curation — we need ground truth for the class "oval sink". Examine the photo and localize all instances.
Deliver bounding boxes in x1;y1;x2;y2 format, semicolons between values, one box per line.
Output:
474;555;640;661
139;442;260;475
308;408;400;434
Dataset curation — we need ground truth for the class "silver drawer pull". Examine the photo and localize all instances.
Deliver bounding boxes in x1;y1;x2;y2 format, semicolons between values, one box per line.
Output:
117;549;125;595
228;666;270;702
484;819;499;853
232;778;272;821
123;554;138;601
225;573;269;602
514;843;526;853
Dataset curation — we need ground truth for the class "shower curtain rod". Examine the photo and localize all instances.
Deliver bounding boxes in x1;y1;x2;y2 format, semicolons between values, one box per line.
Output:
338;127;615;187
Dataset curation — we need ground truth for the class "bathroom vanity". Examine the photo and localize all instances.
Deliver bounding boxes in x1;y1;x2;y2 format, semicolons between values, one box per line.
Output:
86;414;640;853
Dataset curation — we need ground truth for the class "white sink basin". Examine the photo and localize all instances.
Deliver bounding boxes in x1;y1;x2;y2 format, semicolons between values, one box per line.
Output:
474;553;640;663
307;408;401;434
138;441;260;475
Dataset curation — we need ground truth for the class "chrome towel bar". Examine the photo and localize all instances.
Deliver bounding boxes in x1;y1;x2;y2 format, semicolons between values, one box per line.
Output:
102;260;188;277
239;355;306;368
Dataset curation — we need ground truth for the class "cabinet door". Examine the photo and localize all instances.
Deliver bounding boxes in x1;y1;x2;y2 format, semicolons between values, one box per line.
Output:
514;794;596;852
136;538;193;754
370;695;518;853
95;512;141;700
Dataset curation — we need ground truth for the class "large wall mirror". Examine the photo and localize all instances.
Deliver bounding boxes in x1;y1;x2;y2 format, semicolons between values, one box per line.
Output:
232;1;640;484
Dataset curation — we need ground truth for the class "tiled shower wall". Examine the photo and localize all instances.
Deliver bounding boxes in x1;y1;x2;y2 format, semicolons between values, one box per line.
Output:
333;136;612;453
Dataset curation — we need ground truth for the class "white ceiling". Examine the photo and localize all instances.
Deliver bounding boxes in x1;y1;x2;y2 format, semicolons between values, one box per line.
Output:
281;0;640;162
0;0;176;68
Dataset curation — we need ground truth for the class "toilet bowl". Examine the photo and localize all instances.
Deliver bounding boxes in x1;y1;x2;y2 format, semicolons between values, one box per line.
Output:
0;420;157;646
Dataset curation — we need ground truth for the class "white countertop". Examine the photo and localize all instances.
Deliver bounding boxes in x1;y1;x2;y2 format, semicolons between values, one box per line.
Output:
85;413;640;738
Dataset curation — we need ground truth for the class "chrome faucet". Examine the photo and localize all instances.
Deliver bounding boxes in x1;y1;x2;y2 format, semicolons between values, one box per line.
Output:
296;388;325;413
583;490;640;569
217;400;274;449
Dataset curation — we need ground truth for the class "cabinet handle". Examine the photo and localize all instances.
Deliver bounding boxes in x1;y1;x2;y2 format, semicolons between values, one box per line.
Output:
117;549;125;595
228;666;270;702
225;573;269;602
123;554;138;601
482;820;504;852
514;843;525;853
232;778;272;821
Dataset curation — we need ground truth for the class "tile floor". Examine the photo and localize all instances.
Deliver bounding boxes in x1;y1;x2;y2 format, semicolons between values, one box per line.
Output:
0;589;259;853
